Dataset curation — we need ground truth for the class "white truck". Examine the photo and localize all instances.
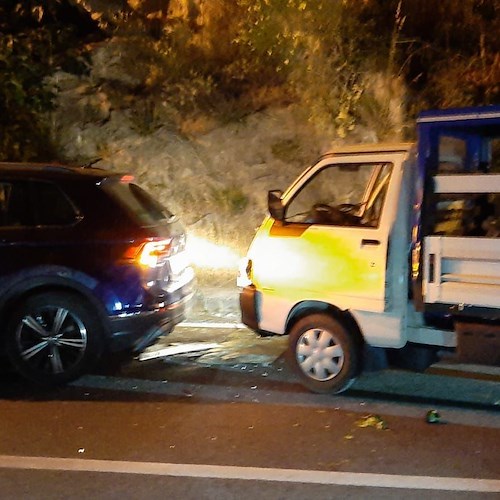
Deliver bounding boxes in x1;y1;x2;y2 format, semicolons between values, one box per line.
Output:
238;106;500;393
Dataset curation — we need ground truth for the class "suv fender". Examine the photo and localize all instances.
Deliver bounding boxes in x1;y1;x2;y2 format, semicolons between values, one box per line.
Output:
0;265;111;338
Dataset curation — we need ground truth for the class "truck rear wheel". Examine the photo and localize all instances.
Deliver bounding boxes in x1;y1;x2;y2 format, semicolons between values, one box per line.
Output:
287;313;359;394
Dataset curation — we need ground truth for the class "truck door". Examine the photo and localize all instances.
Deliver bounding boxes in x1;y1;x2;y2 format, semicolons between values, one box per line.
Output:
250;153;406;316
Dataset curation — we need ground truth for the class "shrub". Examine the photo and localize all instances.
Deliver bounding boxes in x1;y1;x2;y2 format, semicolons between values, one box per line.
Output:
211;186;249;214
0;0;99;160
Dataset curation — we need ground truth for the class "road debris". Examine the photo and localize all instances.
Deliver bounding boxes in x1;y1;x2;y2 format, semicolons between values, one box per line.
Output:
356;414;388;430
138;342;219;361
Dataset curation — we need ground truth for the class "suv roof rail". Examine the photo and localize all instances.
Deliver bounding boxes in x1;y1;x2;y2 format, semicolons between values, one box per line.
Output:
0;161;116;178
0;162;75;172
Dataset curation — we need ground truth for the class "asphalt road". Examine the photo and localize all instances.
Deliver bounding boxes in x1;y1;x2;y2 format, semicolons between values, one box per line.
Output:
0;323;499;499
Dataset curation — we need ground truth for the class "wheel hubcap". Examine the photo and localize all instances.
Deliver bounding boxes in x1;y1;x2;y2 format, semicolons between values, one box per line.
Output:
16;306;88;375
296;327;344;381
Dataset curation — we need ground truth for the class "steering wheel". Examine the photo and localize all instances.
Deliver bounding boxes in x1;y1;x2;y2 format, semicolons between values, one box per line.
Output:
312;204;346;224
337;203;362;213
312;203;363;225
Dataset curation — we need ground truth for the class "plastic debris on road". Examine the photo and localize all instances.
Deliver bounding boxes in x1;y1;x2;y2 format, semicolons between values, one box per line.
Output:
425;409;442;424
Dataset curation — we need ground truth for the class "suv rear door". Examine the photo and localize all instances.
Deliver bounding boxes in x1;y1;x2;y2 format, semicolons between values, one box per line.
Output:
0;178;81;276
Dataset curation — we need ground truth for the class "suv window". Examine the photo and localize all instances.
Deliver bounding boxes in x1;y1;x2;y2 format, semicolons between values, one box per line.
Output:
34;181;79;226
102;181;173;225
0;181;33;227
0;180;78;227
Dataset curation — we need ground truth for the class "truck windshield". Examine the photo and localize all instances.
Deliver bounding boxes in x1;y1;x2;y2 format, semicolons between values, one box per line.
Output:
285;162;392;227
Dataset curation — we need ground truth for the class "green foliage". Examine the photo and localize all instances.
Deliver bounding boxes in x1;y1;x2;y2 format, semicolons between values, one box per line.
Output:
1;0;498;158
127;96;162;135
271;138;301;163
348;0;500;111
0;0;99;160
211;186;249;215
233;0;365;136
73;0;500;134
98;1;367;133
0;5;52;159
356;94;389;139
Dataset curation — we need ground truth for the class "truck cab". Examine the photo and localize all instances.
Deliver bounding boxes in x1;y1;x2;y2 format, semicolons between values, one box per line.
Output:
239;106;500;394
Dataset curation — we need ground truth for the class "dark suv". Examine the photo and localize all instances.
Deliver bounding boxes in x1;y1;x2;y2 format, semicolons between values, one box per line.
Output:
0;162;195;385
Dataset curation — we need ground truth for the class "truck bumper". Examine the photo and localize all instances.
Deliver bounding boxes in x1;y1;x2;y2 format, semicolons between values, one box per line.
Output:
240;285;259;331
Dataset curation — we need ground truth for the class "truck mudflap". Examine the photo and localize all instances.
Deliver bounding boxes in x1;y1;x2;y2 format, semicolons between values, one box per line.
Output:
455;322;500;366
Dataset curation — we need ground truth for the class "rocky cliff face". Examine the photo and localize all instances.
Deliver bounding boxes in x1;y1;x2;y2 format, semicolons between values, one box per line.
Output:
48;2;406;275
46;65;334;268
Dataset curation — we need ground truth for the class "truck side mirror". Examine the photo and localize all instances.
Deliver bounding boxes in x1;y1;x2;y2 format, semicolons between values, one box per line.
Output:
268;189;285;221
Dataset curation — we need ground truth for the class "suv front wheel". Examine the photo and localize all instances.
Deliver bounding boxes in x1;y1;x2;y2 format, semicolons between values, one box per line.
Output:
6;292;104;386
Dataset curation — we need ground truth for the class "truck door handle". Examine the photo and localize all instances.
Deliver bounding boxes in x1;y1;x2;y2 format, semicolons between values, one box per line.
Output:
361;239;380;246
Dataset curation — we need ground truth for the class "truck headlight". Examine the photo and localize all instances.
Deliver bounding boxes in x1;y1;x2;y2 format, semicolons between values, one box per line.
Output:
237;257;252;287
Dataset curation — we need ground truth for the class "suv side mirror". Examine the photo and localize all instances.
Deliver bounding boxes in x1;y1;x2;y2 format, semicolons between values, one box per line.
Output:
268;190;285;221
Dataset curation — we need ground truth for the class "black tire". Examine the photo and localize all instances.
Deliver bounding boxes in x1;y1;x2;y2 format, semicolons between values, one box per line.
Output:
287;313;359;394
5;292;104;386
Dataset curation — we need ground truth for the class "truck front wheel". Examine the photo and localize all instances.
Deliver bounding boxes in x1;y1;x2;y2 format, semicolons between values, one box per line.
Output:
287;313;360;394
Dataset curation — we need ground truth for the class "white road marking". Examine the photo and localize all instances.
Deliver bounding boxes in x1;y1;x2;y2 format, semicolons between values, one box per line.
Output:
0;455;499;492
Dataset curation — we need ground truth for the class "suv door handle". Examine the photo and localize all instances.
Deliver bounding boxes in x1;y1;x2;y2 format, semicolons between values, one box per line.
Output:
361;238;380;246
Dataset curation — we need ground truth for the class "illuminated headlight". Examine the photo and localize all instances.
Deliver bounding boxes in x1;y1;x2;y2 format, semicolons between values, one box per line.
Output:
122;238;172;269
237;257;252;287
139;240;172;268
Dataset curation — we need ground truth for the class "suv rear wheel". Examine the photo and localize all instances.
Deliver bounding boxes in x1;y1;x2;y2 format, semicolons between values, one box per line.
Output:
287;313;360;394
6;292;104;386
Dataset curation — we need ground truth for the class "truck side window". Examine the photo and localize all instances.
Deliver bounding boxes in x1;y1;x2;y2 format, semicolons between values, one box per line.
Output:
285;162;392;228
